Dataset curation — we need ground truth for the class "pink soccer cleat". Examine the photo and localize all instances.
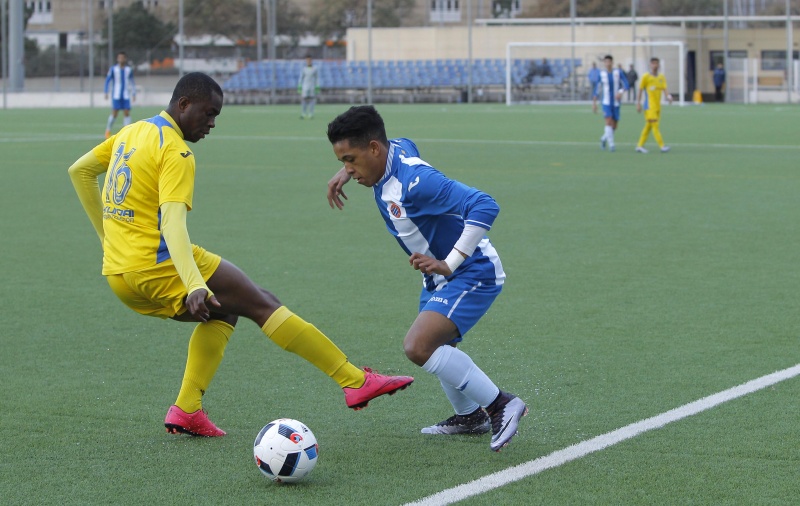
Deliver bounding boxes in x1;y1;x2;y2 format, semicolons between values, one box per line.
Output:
164;405;226;437
343;367;414;410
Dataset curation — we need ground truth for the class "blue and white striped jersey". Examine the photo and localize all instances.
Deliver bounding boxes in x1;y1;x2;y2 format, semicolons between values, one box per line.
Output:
373;138;505;291
595;68;629;107
104;65;135;100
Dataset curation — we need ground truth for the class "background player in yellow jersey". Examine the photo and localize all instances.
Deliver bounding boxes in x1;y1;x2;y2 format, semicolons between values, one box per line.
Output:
635;57;673;153
68;72;412;437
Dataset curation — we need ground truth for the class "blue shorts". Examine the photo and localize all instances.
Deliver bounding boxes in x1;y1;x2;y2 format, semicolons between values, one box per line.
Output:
602;104;620;121
112;98;131;111
419;277;503;344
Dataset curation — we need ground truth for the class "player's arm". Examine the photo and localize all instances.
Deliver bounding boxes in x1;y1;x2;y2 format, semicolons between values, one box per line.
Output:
68;150;108;244
409;173;498;276
617;71;629;99
159;201;219;322
636;82;645;113
104;70;113;98
130;70;136;102
663;80;673;104
326;166;351;210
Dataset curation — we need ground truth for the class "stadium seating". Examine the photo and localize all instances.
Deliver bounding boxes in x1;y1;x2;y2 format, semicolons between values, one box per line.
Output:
222;58;581;103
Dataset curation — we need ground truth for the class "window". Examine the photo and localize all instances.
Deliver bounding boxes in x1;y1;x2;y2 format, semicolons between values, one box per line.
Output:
492;0;522;18
429;0;461;23
761;50;800;71
26;0;53;24
709;50;748;70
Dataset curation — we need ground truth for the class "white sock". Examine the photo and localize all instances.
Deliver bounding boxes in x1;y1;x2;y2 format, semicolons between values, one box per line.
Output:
422;346;500;408
123;116;132;126
605;126;615;147
439;378;481;416
106;115;115;131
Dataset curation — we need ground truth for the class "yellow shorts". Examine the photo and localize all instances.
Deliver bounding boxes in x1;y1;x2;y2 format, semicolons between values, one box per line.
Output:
644;109;661;122
106;245;222;319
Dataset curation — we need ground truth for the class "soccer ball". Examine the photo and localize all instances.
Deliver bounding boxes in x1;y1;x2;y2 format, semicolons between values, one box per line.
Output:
253;418;318;483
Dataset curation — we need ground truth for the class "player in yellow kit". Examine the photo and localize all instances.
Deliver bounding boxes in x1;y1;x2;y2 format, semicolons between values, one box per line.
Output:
68;72;412;437
635;57;673;153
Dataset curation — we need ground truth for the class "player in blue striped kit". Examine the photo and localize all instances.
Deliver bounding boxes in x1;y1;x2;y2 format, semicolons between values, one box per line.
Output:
326;106;528;452
104;51;136;138
591;54;629;152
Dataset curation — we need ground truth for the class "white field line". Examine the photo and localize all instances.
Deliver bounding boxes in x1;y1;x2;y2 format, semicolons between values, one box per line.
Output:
206;135;800;151
1;133;797;152
404;363;800;506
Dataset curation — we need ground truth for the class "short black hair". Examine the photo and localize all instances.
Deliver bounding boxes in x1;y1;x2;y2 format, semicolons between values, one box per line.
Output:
327;105;388;149
603;54;613;61
169;72;223;105
650;57;660;63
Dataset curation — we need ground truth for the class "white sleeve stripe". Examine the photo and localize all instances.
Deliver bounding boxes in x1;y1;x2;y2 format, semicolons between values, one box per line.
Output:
465;219;492;230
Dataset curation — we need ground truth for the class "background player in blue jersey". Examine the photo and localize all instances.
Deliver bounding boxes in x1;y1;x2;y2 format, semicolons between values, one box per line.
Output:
325;105;528;452
104;51;136;138
591;54;629;152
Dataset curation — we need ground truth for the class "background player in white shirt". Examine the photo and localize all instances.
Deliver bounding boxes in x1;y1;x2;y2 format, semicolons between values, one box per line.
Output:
591;54;629;152
104;51;136;138
325;105;528;452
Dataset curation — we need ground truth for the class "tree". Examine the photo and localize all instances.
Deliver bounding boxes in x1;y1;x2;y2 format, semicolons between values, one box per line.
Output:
103;1;175;63
308;0;416;41
184;0;256;43
183;0;307;54
637;0;721;16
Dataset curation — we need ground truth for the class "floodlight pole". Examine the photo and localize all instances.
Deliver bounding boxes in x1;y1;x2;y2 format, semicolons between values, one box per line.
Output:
178;0;184;76
723;0;729;77
2;0;7;108
787;0;793;103
256;0;263;62
570;0;576;101
268;0;276;103
467;0;473;104
89;0;95;107
108;0;113;69
631;0;637;67
367;0;373;104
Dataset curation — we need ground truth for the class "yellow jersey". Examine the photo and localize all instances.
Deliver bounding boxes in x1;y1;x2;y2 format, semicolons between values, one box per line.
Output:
93;111;195;275
640;72;668;114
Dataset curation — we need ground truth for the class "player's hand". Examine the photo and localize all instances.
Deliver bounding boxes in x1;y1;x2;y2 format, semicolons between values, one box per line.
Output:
185;288;221;323
667;94;674;105
592;102;597;114
409;252;452;276
327;167;351;210
636;103;642;113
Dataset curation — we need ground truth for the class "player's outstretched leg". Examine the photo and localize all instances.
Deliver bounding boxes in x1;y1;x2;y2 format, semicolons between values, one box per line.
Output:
486;391;529;452
342;367;414;410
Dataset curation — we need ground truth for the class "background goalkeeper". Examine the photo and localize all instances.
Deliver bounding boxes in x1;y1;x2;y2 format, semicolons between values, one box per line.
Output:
298;55;320;119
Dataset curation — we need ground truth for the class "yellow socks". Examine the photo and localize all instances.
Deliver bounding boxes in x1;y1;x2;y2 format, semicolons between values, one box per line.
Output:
262;306;365;389
175;320;234;413
651;121;665;148
638;121;664;149
637;122;652;148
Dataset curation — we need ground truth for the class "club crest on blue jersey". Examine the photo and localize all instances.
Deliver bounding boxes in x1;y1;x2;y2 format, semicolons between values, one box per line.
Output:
389;202;403;218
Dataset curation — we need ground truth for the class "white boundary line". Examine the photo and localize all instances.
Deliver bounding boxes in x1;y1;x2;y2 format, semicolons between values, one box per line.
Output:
404;363;800;506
